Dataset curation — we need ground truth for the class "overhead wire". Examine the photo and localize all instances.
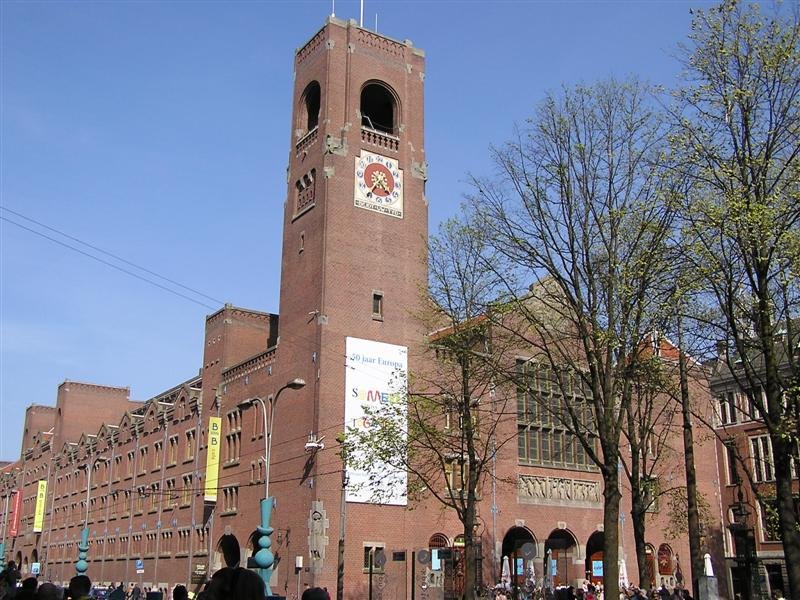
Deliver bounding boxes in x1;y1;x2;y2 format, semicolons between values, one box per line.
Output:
0;205;226;306
1;216;220;311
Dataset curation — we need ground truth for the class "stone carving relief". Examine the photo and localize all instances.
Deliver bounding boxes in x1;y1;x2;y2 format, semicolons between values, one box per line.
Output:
518;475;601;508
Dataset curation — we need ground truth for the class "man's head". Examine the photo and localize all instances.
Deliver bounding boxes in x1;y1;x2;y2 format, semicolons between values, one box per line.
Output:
302;587;329;600
21;577;38;591
36;582;63;600
173;584;189;600
68;575;92;598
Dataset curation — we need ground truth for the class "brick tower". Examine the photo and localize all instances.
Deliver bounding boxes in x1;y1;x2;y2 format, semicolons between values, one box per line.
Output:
270;15;428;595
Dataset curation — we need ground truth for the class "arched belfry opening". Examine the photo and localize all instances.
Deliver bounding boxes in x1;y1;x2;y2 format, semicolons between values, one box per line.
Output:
300;81;321;133
360;82;397;135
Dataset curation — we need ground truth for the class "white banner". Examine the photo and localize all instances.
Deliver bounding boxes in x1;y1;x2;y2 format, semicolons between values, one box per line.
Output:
345;337;407;505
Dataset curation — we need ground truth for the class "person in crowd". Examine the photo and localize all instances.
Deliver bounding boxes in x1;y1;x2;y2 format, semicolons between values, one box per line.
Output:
34;583;62;600
205;567;264;600
67;576;91;600
301;588;327;600
128;584;142;600
172;586;188;600
0;561;22;599
15;577;38;600
108;583;125;600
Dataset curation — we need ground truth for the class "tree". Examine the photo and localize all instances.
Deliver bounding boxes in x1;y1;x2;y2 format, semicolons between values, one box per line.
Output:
344;219;519;600
619;349;681;590
468;78;680;600
673;1;800;595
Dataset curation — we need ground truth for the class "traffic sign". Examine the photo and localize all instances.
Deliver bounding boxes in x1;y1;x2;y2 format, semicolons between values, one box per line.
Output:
135;558;145;574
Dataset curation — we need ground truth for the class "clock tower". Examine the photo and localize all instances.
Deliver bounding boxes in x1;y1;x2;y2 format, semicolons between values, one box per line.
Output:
271;15;428;592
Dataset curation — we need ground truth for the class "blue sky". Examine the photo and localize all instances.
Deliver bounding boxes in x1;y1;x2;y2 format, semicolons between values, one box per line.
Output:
1;0;709;460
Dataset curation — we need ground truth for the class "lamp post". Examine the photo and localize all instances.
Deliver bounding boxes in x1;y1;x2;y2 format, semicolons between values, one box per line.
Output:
75;456;108;575
238;378;306;596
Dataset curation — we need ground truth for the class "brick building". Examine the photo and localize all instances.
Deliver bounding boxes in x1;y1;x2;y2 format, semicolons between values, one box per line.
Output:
710;355;799;599
0;16;727;600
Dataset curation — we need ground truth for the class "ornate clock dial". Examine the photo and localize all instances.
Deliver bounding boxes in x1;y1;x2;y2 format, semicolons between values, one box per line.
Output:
354;151;404;218
363;163;394;197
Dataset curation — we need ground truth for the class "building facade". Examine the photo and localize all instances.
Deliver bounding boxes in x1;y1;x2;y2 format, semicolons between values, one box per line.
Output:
710;358;799;600
1;17;727;600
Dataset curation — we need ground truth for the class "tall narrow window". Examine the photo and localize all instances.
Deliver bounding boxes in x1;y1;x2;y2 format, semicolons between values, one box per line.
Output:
725;441;739;485
372;292;384;320
300;81;321;133
185;430;196;461
751;435;774;482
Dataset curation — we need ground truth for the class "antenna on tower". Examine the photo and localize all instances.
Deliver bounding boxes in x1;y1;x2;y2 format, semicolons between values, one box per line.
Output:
375;13;378;32
331;0;335;17
360;0;364;27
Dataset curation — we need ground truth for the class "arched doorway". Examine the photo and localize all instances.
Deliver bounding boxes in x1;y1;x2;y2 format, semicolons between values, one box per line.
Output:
545;529;578;587
657;544;674;588
501;527;537;587
585;531;604;584
645;544;656;588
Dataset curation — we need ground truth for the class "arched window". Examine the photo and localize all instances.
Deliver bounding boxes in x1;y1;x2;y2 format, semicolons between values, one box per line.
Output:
300;81;321;133
360;82;397;135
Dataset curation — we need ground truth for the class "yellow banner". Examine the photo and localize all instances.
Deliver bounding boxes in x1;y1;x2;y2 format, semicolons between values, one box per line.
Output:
33;480;47;532
204;417;222;502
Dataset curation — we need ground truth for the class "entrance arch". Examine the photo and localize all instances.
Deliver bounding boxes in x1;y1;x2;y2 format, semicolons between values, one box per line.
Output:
645;544;656;588
501;527;537;586
545;529;578;587
585;531;604;584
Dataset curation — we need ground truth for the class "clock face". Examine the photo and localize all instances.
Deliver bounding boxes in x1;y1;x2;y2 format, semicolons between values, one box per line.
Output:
354;151;403;218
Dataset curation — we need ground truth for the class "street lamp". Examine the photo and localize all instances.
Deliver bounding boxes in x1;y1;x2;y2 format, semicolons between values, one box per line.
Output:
238;378;306;596
75;456;108;575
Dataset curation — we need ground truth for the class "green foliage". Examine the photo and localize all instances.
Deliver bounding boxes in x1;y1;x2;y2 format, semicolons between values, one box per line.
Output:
663;488;714;545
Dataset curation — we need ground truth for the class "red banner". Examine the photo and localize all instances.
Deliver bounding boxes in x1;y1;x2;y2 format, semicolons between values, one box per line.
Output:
8;490;22;537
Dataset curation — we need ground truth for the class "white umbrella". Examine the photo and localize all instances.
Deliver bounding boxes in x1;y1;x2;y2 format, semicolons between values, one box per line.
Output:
619;558;629;588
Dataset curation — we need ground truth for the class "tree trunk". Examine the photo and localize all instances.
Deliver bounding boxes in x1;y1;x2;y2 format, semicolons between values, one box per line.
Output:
630;495;649;589
755;275;800;599
601;462;621;600
678;320;702;599
771;432;800;598
464;502;477;600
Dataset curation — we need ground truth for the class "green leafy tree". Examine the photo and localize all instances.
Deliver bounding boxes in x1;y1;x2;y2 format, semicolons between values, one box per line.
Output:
619;352;682;590
344;219;519;600
672;1;800;594
467;78;680;600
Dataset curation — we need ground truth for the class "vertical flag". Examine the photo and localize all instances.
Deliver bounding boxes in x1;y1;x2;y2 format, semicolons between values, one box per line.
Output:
8;490;22;537
33;480;47;532
204;417;222;502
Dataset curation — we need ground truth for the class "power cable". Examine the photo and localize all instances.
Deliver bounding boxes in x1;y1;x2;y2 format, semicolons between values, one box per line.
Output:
0;214;220;311
1;206;226;306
